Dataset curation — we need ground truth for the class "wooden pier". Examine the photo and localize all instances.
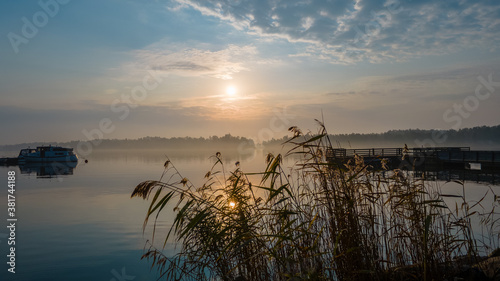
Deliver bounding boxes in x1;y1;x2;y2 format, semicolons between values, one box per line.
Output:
0;157;19;165
326;147;500;171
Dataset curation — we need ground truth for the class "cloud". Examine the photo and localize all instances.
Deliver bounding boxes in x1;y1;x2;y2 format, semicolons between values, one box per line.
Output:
127;44;258;80
389;63;500;83
324;91;357;96
0;103;285;145
172;0;500;64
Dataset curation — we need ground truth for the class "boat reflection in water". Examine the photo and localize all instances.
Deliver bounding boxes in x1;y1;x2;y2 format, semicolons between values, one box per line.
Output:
19;161;78;178
0;145;79;178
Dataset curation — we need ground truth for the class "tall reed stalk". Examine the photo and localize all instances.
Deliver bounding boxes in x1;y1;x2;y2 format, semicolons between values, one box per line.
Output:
132;122;499;281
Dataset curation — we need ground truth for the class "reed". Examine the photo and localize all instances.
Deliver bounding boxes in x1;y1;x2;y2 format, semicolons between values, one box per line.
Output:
132;121;499;281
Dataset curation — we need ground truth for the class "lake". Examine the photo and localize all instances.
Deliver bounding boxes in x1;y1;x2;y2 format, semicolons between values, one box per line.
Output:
0;147;499;281
0;148;273;281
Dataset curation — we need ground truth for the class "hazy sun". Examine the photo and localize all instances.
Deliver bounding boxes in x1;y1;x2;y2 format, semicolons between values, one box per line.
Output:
226;86;237;97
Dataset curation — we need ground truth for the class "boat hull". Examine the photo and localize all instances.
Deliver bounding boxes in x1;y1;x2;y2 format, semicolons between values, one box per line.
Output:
18;146;78;163
19;155;78;163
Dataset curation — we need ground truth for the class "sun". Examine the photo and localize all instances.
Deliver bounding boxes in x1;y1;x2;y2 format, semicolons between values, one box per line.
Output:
226;86;237;97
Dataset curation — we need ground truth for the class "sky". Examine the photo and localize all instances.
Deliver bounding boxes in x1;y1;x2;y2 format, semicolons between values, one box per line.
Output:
1;0;500;145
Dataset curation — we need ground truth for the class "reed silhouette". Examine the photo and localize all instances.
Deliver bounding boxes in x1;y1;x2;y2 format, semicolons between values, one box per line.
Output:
132;121;499;281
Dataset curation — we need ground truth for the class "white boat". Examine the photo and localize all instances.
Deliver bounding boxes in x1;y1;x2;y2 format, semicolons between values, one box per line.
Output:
18;146;78;163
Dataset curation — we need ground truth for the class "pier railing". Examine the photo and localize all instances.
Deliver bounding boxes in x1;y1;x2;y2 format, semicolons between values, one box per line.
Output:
326;147;471;159
326;148;404;159
326;147;500;167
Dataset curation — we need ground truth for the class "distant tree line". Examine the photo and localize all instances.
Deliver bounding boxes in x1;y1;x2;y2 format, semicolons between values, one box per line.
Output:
264;124;500;149
2;125;499;153
0;134;254;152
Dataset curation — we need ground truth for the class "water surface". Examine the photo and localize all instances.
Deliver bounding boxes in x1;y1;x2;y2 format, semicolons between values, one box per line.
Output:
0;148;498;280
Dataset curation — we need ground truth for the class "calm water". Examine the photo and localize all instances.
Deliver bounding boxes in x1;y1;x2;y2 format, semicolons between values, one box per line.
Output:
0;149;269;281
0;148;499;280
